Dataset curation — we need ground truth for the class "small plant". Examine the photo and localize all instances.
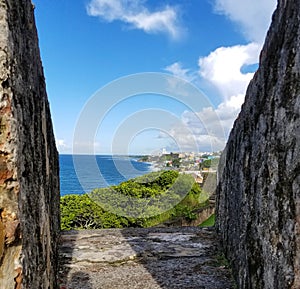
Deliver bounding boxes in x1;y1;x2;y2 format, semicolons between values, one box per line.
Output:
216;253;230;268
199;213;215;227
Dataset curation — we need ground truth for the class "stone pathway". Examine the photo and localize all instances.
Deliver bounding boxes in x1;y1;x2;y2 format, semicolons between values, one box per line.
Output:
59;227;234;289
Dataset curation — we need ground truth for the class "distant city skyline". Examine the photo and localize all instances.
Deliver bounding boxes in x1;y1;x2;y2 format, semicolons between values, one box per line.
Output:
34;0;276;154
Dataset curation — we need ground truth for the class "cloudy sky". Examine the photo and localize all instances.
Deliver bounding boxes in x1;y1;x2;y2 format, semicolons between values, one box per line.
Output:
34;0;277;155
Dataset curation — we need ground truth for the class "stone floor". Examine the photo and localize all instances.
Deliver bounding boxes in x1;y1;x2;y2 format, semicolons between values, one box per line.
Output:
59;227;234;289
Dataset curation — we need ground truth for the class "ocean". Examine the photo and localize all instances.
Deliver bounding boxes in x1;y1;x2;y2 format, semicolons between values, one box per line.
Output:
59;154;152;196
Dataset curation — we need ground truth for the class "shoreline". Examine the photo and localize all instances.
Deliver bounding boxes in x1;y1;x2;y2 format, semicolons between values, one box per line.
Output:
60;155;154;196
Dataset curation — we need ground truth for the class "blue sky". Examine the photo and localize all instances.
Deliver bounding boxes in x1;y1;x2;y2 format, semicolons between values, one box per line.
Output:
33;0;276;155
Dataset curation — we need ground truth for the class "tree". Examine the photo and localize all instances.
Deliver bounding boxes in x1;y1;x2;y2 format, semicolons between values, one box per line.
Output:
60;194;104;230
60;170;209;230
202;159;212;168
172;158;181;168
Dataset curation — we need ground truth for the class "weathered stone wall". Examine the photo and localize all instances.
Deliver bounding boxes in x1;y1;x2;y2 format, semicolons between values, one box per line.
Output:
216;0;300;288
0;1;60;288
163;205;215;227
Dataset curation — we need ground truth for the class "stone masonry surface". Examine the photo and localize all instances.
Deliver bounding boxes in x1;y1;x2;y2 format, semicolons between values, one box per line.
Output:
216;0;300;288
59;227;234;289
0;0;60;288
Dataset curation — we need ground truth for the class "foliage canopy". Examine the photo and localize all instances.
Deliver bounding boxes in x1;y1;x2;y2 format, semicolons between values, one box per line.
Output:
61;170;209;230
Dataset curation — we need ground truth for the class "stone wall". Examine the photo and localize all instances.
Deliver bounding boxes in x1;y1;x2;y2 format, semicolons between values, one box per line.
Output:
216;0;300;288
0;1;60;288
163;204;215;227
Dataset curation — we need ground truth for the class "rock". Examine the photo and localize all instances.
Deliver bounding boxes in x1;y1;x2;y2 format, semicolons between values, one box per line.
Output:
216;0;300;288
0;1;60;288
59;227;234;289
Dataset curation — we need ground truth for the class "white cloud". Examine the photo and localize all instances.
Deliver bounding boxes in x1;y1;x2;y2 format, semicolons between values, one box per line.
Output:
87;0;182;40
166;122;226;152
56;139;70;153
199;43;261;101
163;43;262;152
162;94;244;152
213;0;277;42
188;43;261;148
164;62;198;98
165;62;194;82
214;95;244;133
157;105;227;152
161;1;276;152
193;0;276;147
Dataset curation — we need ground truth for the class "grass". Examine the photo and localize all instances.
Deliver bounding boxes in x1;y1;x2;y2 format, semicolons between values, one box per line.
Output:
199;213;215;227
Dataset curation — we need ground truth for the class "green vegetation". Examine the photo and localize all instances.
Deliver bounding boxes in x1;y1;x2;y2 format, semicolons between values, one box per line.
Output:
200;158;219;170
172;158;181;168
199;213;215;227
207;252;230;269
60;194;129;230
61;170;210;230
139;156;149;162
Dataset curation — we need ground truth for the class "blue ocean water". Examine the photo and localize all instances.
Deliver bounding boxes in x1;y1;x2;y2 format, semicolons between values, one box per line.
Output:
59;154;152;196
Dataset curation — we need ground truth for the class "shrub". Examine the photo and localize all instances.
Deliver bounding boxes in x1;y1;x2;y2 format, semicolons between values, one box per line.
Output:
60;170;209;230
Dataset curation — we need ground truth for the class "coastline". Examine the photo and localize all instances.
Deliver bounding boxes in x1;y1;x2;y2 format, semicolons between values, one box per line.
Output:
59;154;153;196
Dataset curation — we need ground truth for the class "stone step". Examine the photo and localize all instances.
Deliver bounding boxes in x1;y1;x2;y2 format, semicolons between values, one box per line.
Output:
59;227;234;289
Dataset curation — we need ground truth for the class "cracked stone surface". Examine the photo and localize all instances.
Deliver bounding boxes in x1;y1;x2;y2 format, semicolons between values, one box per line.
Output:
216;0;300;287
59;227;234;289
0;1;60;288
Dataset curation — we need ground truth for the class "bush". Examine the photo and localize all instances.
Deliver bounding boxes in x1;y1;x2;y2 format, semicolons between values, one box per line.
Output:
60;170;208;230
60;194;104;230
